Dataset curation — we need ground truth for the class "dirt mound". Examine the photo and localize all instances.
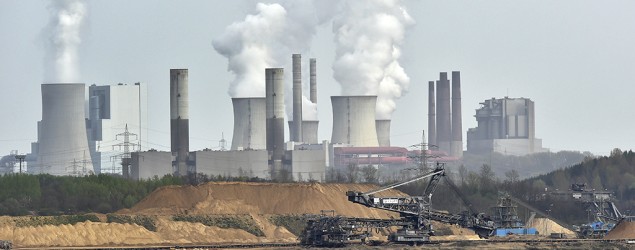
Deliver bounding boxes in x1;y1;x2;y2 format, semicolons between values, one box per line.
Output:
526;218;575;236
128;182;404;218
604;219;635;239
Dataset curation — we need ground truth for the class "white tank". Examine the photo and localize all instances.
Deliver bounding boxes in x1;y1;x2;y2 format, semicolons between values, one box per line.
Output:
331;96;379;147
375;119;391;147
37;83;93;176
231;97;266;150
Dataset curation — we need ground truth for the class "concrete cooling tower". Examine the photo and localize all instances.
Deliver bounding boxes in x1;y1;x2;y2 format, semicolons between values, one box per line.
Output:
375;119;391;147
37;83;93;176
331;96;379;147
231;97;266;150
170;69;189;176
289;120;319;144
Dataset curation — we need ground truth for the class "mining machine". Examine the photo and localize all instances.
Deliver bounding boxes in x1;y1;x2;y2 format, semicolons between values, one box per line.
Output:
301;164;495;246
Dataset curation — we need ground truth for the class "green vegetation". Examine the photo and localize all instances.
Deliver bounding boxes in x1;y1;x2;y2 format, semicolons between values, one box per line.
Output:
14;214;100;227
172;214;264;236
107;214;157;231
0;174;183;216
268;214;307;236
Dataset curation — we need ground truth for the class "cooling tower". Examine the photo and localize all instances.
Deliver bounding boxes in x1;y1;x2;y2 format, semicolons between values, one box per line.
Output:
231;97;266;150
170;69;189;176
37;83;93;176
288;120;319;144
436;72;451;154
331;96;379;147
265;68;285;171
428;81;436;147
310;58;317;104
292;54;303;142
375;119;391;147
451;71;463;157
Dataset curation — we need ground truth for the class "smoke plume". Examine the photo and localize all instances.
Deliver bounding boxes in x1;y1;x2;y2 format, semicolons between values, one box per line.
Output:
44;0;87;83
332;0;414;119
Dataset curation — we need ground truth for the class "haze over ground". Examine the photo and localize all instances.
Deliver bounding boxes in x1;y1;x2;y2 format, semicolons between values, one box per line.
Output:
0;0;633;157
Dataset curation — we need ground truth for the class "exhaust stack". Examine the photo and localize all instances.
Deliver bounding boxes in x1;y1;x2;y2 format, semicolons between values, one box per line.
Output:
451;71;463;157
436;72;451;155
292;54;303;142
170;69;189;176
428;81;436;147
265;68;285;176
310;58;317;104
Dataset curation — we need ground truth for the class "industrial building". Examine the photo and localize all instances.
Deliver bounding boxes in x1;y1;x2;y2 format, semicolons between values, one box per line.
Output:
428;72;463;158
466;97;545;156
87;83;147;174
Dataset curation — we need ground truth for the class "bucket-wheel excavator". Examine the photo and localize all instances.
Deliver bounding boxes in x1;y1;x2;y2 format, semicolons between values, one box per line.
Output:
300;164;495;246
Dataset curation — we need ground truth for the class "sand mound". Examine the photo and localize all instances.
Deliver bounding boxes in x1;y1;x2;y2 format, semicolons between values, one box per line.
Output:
128;182;404;218
526;218;575;235
604;219;635;239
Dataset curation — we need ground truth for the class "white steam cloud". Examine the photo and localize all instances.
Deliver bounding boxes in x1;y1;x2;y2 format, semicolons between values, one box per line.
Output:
213;0;413;121
213;1;325;97
44;0;87;83
332;0;414;119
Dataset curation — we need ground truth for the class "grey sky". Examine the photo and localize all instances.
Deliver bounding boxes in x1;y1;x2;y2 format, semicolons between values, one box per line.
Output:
0;0;634;156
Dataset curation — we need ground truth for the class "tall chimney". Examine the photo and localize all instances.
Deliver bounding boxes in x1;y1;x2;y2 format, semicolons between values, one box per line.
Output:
292;54;303;142
428;81;436;148
310;58;317;104
451;71;463;157
170;69;189;176
436;72;451;155
265;68;285;177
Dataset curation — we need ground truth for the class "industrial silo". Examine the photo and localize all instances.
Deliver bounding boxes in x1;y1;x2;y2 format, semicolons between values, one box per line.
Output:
37;83;93;176
330;96;379;147
231;97;266;150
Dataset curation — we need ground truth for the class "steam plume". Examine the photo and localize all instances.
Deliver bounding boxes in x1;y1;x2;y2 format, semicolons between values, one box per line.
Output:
332;0;414;119
44;0;87;83
213;1;325;98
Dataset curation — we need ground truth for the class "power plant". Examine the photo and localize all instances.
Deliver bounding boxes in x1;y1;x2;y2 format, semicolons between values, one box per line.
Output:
466;97;545;156
10;55;549;183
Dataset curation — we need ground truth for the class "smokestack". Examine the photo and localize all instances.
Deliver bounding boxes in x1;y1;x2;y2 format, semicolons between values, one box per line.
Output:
310;58;317;104
170;69;189;176
436;72;451;155
265;68;285;176
231;97;266;150
331;96;379;147
292;54;303;142
37;83;93;176
451;71;463;157
375;119;391;147
428;81;436;147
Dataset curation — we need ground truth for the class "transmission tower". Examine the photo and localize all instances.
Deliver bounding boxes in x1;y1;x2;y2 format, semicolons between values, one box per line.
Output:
219;132;227;151
112;124;139;178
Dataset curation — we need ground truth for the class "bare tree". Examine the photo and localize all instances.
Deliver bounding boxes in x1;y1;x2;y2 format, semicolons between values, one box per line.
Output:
346;163;359;183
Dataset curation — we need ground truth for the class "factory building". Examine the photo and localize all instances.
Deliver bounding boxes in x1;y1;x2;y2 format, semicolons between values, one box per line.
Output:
130;150;173;180
428;71;463;158
466;97;545;156
32;84;94;176
87;83;147;174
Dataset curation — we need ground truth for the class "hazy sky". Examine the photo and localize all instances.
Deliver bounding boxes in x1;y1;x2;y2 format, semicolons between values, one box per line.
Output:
1;0;634;157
